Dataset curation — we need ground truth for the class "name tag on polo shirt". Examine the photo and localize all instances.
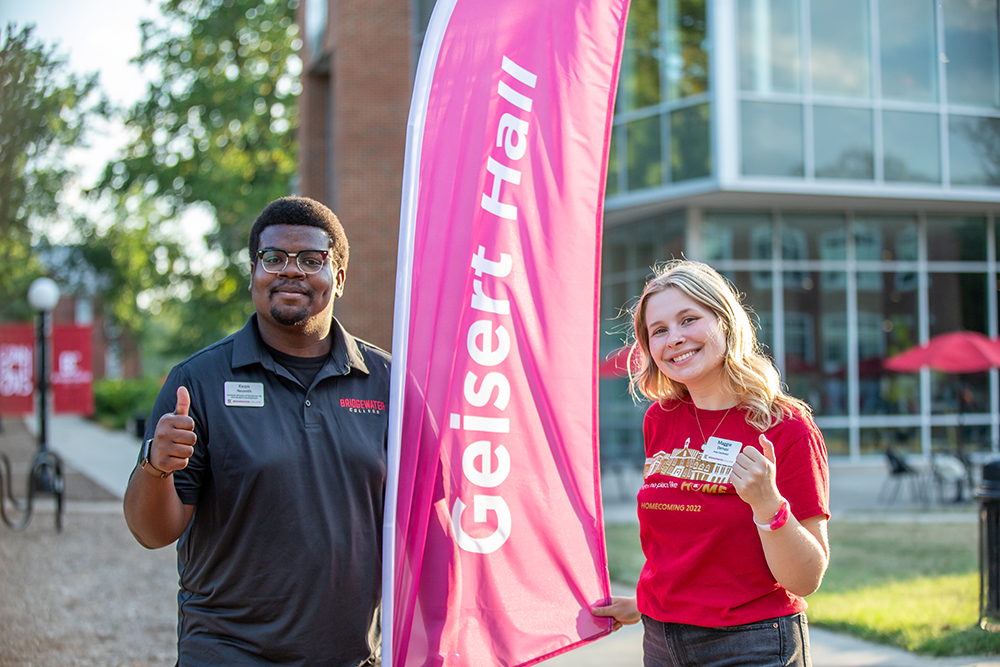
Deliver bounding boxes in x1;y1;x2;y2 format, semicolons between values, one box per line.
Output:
702;436;742;467
224;382;264;407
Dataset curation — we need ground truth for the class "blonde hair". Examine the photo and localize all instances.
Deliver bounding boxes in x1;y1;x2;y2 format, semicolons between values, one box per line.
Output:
628;260;811;431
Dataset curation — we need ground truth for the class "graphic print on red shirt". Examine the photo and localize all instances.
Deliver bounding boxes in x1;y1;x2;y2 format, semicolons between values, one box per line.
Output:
635;399;830;628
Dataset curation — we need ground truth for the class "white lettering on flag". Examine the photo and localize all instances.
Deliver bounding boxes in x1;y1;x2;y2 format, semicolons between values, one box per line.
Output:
480;58;535;220
385;1;631;665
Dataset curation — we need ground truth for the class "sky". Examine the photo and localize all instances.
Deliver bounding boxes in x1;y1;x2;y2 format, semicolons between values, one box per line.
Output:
0;0;158;182
0;0;215;256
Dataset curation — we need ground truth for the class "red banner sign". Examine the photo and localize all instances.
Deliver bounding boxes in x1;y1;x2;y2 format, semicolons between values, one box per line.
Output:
52;325;94;416
0;324;35;415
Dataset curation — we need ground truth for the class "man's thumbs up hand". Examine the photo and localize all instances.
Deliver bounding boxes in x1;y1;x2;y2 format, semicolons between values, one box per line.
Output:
144;386;197;477
174;385;191;417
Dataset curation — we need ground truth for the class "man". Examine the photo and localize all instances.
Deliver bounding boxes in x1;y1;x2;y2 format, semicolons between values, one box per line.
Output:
124;196;389;666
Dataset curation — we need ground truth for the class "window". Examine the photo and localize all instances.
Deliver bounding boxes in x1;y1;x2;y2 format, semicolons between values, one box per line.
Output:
751;224;775;287
949;116;1000;187
926;216;988;261
626;116;664;190
665;0;709;99
878;0;938;102
671;104;711;181
703;211;772;261
306;0;328;63
942;0;1000;108
853;215;919;262
703;223;735;261
607;127;621;196
810;0;871;98
741;102;804;176
729;0;1000;192
782;213;846;260
883;111;940;183
784;311;816;366
738;0;802;93
620;0;661;111
786;274;848;414
813;106;874;180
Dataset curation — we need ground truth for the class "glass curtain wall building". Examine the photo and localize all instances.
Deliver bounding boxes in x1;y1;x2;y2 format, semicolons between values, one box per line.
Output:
601;0;1000;463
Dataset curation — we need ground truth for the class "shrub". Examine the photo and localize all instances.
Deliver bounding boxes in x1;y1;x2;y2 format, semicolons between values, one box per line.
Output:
92;376;164;431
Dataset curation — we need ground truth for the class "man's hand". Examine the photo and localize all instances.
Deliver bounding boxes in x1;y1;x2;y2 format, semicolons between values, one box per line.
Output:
149;386;197;475
125;385;198;548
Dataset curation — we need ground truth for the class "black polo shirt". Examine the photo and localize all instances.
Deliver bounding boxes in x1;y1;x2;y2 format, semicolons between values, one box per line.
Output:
144;315;389;666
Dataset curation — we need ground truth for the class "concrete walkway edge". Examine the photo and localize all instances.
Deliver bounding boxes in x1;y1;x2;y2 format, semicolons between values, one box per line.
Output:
25;414;139;500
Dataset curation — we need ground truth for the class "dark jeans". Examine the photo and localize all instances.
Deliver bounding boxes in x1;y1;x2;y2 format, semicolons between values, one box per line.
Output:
641;612;811;667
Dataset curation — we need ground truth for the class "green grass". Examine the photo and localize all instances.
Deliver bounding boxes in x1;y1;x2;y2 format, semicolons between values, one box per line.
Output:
603;520;1000;657
605;523;647;586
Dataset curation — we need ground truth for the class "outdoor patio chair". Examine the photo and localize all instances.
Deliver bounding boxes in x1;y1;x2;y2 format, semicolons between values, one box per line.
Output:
929;452;967;504
878;447;928;506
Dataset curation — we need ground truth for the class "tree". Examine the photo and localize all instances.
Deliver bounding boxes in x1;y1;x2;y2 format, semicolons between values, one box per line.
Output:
39;204;187;340
99;0;302;353
0;24;107;319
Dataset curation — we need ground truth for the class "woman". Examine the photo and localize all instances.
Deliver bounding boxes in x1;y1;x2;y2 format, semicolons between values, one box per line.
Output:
592;260;830;667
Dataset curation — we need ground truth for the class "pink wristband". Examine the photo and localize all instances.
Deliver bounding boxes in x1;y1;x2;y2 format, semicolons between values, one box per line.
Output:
754;497;790;531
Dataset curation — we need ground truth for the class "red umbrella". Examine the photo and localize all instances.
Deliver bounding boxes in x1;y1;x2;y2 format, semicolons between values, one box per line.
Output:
599;345;643;378
884;331;1000;373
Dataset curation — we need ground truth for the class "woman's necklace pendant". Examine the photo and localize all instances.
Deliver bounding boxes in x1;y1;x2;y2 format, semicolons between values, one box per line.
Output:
693;403;734;448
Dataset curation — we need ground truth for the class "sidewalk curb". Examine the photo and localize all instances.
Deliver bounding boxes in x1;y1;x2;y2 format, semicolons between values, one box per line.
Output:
26;414;139;500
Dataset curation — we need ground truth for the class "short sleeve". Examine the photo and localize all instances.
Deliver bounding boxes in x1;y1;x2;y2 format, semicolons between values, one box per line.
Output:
774;414;830;522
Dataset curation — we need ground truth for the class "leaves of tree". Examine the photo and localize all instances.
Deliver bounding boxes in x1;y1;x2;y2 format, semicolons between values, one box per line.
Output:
98;0;302;353
39;203;187;341
0;24;107;319
100;0;301;260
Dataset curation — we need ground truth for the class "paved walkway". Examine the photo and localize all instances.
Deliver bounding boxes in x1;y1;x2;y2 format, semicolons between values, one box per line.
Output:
24;415;1000;666
31;414;139;499
546;619;1000;667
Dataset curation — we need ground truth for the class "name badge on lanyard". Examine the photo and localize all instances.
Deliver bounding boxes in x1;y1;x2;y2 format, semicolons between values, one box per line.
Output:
703;436;742;467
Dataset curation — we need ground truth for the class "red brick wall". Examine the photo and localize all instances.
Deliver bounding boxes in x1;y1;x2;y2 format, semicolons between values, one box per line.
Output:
299;0;411;351
298;70;329;202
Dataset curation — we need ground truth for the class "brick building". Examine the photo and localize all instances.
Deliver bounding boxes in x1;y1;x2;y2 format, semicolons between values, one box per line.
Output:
297;0;425;351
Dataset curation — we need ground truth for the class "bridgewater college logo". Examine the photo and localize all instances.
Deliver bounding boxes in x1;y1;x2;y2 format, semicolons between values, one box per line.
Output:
340;397;386;414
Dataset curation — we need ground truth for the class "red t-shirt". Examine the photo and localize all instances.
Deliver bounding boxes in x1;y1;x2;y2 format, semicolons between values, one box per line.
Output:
636;399;830;627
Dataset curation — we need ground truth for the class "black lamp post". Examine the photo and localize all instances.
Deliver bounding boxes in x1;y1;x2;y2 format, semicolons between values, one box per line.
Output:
0;279;65;531
28;278;58;456
26;277;64;529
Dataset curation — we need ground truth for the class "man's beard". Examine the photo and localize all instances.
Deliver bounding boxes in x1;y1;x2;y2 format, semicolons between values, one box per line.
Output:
270;302;311;326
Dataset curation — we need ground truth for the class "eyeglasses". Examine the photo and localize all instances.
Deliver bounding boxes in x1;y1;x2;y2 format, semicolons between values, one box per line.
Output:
256;248;330;274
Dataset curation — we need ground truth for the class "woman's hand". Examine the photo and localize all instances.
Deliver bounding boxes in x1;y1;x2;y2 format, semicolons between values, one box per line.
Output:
730;433;783;522
591;596;641;632
730;433;830;596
